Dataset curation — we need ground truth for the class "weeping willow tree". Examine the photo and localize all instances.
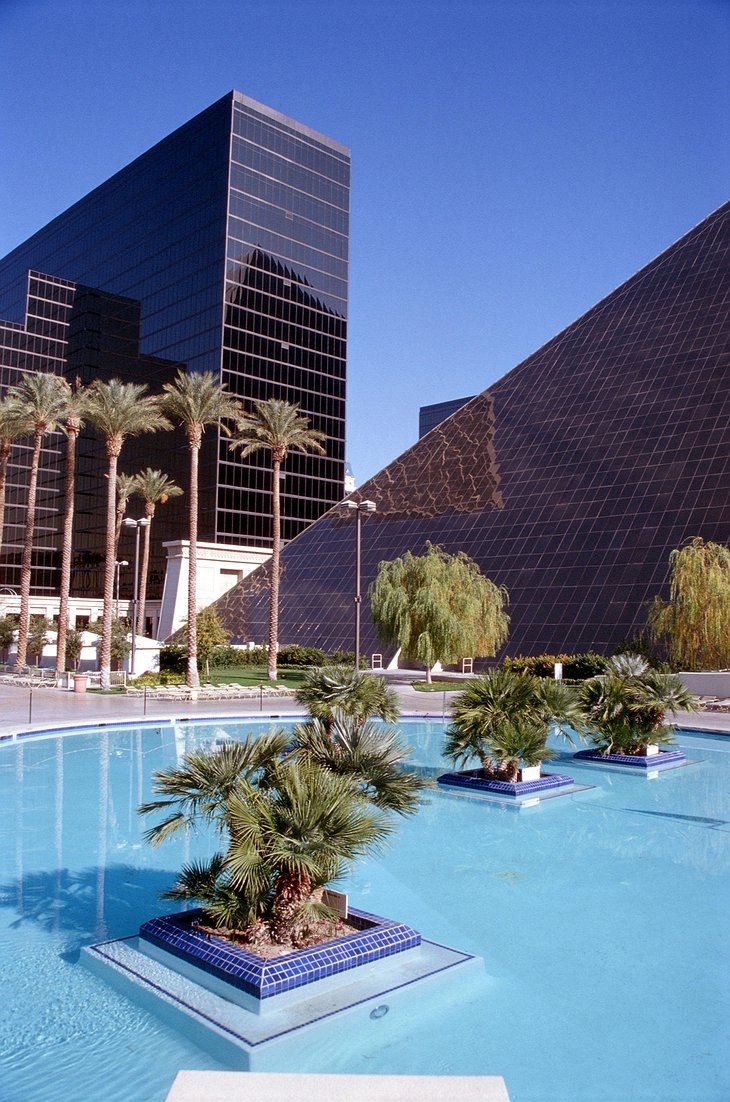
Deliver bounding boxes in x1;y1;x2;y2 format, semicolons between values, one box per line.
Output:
648;537;730;671
369;542;509;682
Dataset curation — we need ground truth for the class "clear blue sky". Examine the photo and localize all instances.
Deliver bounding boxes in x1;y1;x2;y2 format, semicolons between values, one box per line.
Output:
2;0;727;482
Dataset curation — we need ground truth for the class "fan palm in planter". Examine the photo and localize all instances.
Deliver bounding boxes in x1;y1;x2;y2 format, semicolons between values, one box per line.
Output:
293;665;426;813
445;669;586;782
140;734;393;948
579;653;698;757
295;665;399;732
292;710;428;815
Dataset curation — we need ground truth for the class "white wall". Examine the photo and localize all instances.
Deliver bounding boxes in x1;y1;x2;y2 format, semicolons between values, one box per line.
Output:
157;540;270;641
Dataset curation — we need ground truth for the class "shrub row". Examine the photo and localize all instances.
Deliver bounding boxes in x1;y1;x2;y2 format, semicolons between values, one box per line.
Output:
159;642;359;672
502;652;607;680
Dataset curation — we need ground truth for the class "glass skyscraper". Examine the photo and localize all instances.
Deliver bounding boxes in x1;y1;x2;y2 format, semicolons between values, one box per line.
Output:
0;92;350;601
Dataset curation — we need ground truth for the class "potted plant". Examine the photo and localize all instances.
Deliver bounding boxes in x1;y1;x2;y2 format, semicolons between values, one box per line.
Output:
577;653;698;766
440;669;585;795
138;711;427;998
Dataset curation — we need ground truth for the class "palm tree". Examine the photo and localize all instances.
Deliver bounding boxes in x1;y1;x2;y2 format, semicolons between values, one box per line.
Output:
230;399;326;681
56;380;87;675
131;468;183;637
11;373;70;667
143;752;392;947
445;669;585;782
139;730;292;846
580;653;698;755
0;393;32;553
294;665;400;732
85;379;170;689
292;711;427;815
114;473;138;561
161;370;241;690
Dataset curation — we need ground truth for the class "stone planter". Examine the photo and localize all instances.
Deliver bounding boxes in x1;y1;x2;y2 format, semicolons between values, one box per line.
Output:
139;907;421;1002
519;764;542;782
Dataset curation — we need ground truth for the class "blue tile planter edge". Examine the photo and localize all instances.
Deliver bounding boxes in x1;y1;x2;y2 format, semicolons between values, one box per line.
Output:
436;768;575;796
573;748;686;768
139;908;421;1000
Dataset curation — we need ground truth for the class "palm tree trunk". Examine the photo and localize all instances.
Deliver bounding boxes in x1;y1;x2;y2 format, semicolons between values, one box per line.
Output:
114;500;125;562
16;430;43;668
56;424;79;675
0;439;11;552
186;431;200;690
99;446;120;690
271;869;311;944
136;504;153;637
268;456;281;681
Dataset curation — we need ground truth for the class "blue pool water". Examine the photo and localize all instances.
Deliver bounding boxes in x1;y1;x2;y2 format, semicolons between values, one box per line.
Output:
1;718;728;1101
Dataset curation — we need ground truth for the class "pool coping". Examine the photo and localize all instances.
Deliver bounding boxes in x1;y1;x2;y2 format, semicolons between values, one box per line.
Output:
2;710;729;744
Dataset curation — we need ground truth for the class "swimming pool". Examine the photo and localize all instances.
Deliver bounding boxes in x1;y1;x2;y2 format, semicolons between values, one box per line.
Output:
1;718;727;1101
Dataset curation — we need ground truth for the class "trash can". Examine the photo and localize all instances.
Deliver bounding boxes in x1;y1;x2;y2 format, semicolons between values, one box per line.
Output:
73;674;88;693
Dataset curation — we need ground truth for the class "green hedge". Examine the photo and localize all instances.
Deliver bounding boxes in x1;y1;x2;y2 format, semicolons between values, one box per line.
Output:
502;652;607;680
161;642;360;671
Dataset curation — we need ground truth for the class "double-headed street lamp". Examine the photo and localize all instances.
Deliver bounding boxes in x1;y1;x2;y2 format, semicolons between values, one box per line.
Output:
122;517;150;675
341;499;377;670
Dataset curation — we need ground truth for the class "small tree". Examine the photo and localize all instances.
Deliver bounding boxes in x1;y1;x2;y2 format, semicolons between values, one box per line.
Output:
89;617;131;670
0;616;15;662
191;606;230;679
65;627;84;671
27;616;52;666
369;542;509;682
648;537;730;670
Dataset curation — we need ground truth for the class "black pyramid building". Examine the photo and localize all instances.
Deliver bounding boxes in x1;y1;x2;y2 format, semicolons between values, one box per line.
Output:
215;201;730;661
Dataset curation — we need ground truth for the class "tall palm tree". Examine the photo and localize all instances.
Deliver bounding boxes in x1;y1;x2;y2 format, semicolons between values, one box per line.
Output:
231;399;326;681
132;467;183;637
114;473;138;561
161;370;240;690
56;380;88;675
11;373;70;667
0;393;32;553
85;379;170;689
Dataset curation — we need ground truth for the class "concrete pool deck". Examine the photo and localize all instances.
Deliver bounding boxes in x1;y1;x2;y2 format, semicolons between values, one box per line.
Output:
0;677;727;739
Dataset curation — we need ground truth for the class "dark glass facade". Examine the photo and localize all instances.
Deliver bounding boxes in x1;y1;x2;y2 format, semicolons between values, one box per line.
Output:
216;201;730;658
419;396;475;438
0;92;350;581
0;272;185;600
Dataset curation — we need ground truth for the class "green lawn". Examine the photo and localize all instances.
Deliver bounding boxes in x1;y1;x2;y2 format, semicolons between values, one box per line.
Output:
205;665;310;690
411;679;467;692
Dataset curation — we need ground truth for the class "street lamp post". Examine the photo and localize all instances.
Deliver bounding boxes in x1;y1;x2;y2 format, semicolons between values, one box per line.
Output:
114;560;128;619
342;499;377;670
123;518;150;676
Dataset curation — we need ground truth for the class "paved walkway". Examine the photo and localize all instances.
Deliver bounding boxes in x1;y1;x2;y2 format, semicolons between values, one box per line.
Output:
0;678;727;739
0;677;460;738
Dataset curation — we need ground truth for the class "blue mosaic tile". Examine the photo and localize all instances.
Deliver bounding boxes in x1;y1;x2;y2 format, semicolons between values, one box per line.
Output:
574;748;686;768
436;768;575;797
139;907;421;1001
